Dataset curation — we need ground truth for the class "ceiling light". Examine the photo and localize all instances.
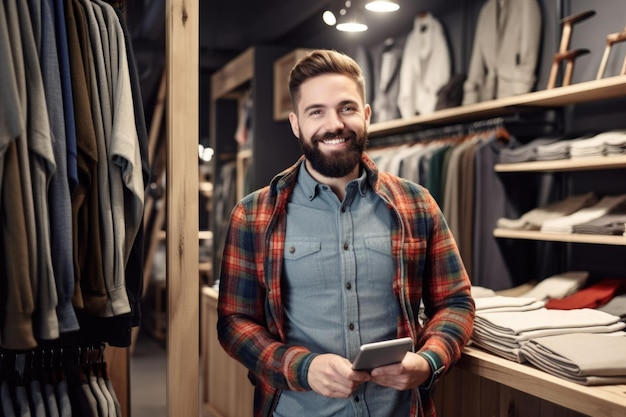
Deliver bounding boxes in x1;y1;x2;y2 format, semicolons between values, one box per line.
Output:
323;10;337;26
336;21;368;32
365;0;400;12
335;4;368;32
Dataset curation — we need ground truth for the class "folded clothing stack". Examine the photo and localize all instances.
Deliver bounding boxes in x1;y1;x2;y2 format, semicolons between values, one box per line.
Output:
519;332;626;385
497;192;598;231
498;137;560;163
571;201;626;235
569;134;609;158
471;306;625;362
545;278;626;310
540;194;626;234
519;271;589;301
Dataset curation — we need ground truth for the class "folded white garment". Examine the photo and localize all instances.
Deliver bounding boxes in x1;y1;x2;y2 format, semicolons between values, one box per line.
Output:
541;194;626;234
471;286;497;298
473;301;546;313
587;130;626;147
474;321;626;345
569;133;608;155
475;308;621;335
520;271;589;301
474;296;543;311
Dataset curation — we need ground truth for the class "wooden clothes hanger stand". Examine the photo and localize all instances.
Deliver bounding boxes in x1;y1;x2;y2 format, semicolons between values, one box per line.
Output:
547;10;595;89
596;26;626;79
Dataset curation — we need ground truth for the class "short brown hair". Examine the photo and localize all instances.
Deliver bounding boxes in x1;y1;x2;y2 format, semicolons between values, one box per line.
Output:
288;49;366;113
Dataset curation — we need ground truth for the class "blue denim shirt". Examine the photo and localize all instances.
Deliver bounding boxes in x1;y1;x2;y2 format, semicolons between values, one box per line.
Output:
275;164;411;417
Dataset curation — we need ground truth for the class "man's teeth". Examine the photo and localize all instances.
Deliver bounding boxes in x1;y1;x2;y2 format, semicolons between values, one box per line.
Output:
323;138;346;145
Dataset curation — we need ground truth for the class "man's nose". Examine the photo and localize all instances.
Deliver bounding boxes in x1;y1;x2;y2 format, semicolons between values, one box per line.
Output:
325;111;345;131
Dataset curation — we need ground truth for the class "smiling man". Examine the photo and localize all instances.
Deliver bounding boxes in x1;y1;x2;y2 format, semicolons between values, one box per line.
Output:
217;49;475;417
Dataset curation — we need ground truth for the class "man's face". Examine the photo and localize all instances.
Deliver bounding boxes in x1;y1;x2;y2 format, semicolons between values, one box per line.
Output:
288;73;371;178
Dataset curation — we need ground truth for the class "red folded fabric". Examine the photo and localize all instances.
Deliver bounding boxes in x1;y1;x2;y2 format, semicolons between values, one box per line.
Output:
545;278;626;310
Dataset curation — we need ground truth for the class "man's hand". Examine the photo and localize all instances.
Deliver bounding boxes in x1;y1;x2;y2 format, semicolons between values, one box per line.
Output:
369;351;431;390
307;354;371;398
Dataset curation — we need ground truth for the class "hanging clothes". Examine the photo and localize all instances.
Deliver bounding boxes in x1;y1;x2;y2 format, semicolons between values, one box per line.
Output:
463;0;542;104
397;12;451;117
355;35;406;124
0;346;122;417
370;118;535;290
0;0;149;351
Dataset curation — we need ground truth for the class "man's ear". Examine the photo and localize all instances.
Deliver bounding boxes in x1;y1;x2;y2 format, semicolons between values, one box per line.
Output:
364;104;372;129
288;112;300;138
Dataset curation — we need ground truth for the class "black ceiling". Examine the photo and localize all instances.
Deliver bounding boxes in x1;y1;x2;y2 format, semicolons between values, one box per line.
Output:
198;1;335;71
125;0;448;75
124;0;449;133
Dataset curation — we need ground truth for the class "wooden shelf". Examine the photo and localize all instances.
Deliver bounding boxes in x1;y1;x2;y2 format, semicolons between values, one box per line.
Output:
273;49;314;121
368;75;626;137
156;230;214;240
199;181;214;197
199;230;213;240
211;48;254;100
495;155;626;172
459;347;626;417
493;228;626;246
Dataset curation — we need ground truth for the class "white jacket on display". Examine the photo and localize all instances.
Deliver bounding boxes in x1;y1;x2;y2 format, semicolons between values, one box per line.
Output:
397;12;451;118
463;0;542;105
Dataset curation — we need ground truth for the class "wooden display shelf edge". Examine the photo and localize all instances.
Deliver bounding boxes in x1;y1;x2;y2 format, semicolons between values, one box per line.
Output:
459;347;626;417
157;230;214;240
368;75;626;137
493;228;626;245
495;155;626;172
203;286;218;300
199;181;214;196
211;48;254;101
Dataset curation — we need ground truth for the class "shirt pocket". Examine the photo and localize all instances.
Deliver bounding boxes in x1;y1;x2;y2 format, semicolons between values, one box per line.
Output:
284;239;328;289
364;236;394;290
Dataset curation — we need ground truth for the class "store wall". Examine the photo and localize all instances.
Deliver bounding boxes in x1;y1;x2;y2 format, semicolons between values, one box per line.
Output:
269;0;626;282
292;0;624;99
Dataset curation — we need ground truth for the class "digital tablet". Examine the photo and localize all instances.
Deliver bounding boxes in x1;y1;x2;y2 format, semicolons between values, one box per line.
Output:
352;337;413;371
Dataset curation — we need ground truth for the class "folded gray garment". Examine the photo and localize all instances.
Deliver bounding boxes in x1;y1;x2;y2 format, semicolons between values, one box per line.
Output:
541;194;626;234
572;202;626;235
497;192;598;230
469;337;524;363
519;333;626;385
597;293;626;319
499;137;560;163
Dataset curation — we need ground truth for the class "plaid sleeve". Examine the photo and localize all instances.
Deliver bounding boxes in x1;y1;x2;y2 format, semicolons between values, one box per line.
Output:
416;188;475;369
379;174;475;372
216;194;314;392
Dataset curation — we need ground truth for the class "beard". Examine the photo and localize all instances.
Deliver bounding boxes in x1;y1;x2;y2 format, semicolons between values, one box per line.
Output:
299;128;367;178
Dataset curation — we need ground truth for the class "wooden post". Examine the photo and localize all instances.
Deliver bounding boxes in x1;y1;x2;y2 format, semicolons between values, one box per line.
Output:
166;1;199;417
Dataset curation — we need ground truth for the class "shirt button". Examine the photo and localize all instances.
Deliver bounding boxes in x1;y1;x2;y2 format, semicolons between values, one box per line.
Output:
289;247;295;254
341;206;346;213
354;396;360;402
346;282;352;290
349;323;354;330
343;243;349;250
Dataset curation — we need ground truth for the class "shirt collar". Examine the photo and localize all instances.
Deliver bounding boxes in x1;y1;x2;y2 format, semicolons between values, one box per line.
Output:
297;161;369;201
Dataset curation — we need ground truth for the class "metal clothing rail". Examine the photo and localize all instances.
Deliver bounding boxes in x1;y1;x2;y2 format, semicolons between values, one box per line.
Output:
369;111;562;147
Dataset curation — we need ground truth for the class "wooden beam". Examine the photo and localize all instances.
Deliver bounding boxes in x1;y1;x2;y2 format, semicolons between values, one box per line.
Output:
166;1;199;416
